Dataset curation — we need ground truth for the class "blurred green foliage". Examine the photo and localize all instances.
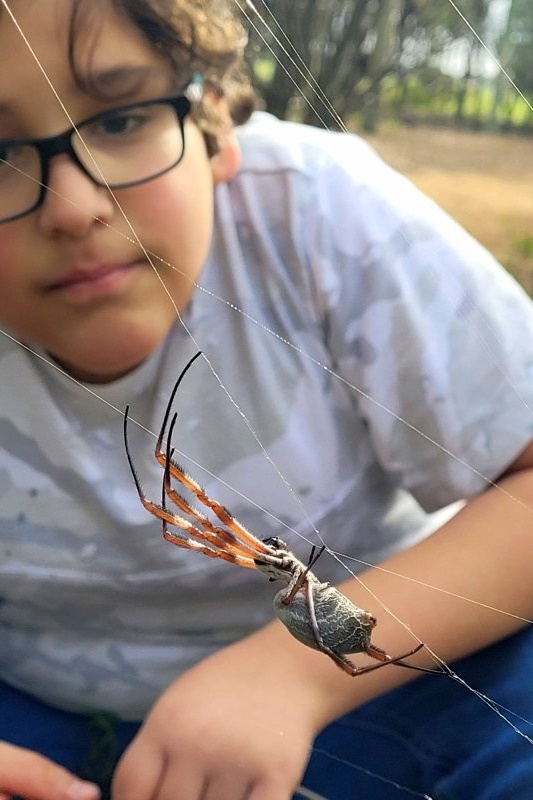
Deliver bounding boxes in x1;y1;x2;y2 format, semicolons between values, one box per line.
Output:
245;0;533;134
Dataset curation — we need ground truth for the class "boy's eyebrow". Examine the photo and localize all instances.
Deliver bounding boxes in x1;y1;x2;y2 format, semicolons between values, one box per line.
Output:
0;67;160;110
0;102;19;127
0;67;176;128
83;64;173;98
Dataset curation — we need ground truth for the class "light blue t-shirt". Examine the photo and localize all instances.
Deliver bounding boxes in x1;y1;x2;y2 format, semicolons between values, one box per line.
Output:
1;113;533;718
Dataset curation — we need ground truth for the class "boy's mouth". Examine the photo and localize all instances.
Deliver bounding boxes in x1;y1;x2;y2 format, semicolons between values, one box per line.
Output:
45;261;141;301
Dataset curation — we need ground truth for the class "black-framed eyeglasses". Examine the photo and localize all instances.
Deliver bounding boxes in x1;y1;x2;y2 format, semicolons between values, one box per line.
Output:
0;77;203;224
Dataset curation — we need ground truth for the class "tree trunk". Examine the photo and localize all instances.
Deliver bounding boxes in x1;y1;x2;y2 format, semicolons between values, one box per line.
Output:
362;0;402;132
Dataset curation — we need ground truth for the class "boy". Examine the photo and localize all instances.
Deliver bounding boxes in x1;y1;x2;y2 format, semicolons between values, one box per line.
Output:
1;1;533;798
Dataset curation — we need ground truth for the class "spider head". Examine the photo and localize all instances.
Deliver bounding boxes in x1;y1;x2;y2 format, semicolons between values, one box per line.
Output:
255;536;303;583
262;536;289;551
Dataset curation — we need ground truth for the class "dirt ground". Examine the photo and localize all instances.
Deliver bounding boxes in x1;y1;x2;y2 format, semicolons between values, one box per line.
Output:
362;126;533;294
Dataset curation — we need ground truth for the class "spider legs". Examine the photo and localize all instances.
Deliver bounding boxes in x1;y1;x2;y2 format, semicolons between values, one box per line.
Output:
123;353;278;571
123;404;257;569
153;358;273;560
155;351;202;465
363;640;447;674
162;412;262;563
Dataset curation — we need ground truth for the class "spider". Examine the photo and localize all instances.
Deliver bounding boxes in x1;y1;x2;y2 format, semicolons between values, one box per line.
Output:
123;351;438;677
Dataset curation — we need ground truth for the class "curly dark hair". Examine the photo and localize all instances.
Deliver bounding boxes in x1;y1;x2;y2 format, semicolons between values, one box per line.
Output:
67;0;257;155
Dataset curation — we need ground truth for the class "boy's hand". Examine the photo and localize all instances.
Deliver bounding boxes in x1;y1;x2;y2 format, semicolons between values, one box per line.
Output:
112;630;328;800
0;742;100;800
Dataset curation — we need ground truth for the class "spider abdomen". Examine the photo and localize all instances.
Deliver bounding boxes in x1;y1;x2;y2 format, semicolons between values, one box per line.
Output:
273;583;376;655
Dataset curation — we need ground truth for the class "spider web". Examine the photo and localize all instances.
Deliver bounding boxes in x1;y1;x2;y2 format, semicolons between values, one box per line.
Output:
1;1;533;798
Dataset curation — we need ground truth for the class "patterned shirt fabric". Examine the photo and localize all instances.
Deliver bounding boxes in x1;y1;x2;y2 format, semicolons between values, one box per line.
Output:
1;112;533;719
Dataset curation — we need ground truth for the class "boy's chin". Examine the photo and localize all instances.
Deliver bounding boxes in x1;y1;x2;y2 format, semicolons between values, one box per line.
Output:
51;346;153;384
49;320;174;383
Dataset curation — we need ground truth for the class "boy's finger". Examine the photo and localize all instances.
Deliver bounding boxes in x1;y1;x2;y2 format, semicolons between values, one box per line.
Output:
0;742;100;800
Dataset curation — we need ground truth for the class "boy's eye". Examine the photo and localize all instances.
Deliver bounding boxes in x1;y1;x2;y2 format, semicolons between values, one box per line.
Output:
100;113;144;136
85;108;156;141
0;143;36;180
0;143;18;164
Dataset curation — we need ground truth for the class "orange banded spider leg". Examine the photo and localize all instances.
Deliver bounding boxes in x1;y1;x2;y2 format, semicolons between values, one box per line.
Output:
153;353;272;559
150;351;269;556
155;351;202;470
123;404;256;569
162;412;262;561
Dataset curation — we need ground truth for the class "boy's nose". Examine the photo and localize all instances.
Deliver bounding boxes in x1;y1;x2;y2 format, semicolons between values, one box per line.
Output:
36;153;115;238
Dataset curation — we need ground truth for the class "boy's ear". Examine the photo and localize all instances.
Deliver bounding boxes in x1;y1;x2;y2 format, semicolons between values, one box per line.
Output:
211;133;241;184
207;95;241;184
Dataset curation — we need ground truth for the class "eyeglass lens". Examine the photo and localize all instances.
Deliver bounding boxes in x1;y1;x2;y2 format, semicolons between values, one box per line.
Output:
0;99;186;223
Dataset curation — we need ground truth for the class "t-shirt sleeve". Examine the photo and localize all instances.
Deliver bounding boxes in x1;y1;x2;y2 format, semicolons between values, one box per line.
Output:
305;137;533;511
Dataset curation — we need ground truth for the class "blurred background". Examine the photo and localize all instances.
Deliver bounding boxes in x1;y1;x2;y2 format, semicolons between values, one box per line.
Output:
243;0;533;293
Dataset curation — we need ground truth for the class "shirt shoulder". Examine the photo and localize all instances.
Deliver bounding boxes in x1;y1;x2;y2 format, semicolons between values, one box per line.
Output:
235;111;380;182
231;113;445;252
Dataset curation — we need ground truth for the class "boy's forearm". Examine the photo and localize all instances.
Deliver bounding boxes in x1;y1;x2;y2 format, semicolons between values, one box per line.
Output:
242;466;533;731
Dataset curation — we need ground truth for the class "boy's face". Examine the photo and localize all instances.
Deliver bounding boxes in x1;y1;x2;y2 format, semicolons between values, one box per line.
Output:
0;0;239;382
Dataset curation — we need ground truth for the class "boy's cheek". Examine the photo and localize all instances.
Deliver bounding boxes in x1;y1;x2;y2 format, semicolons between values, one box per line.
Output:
0;226;24;289
124;171;213;256
137;166;202;212
117;179;185;241
0;225;22;267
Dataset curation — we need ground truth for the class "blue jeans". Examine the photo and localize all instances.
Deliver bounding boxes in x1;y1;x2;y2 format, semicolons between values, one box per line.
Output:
2;627;533;800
